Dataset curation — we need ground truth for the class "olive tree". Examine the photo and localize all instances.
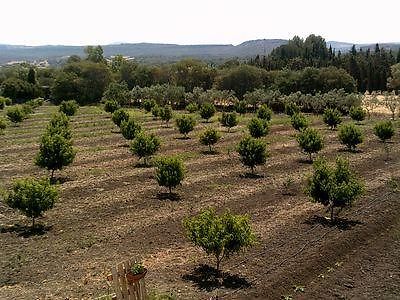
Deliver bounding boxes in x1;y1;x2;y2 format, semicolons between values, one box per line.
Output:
306;157;363;222
112;108;130;127
257;104;272;121
199;127;221;152
338;123;363;152
290;113;309;131
220;112;238;132
120;118;142;140
175;114;196;138
383;92;400;120
237;136;268;174
297;128;324;162
323;108;342;130
248;117;269;138
155;156;185;194
59;100;79;116
130;132;161;166
183;208;256;274
5;178;58;228
199;102;216;122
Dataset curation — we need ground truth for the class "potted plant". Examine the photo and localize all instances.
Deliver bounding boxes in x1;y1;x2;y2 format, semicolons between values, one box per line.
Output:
126;262;147;284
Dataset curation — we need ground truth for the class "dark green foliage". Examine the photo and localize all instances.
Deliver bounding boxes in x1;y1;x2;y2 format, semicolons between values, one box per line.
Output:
5;178;58;228
290;113;309;131
120;118;142;140
175;115;196;138
143;99;156;112
46;112;72;139
306;157;363;222
248;117;269;138
374;120;395;142
199;127;221;152
22;103;33;115
256;104;272;121
112;109;130;127
6;105;26;123
297;128;324;161
59;100;79;116
220;112;238;132
237;136;268;174
349;106;366;122
130;132;161;165
102;82;130;106
199;102;216;122
160;105;173;124
35;133;76;179
338;123;363;151
27;68;36;84
0;96;12;109
186;102;198;113
0;116;7;132
285;102;300;116
155;156;185;193
323;108;342;130
234;100;247;115
104;99;120;113
183;208;256;273
1;78;41;101
151;105;162;119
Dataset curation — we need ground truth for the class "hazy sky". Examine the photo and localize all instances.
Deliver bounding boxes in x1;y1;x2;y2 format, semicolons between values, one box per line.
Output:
1;0;399;46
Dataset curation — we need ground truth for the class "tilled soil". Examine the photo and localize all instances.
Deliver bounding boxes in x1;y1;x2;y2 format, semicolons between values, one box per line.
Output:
0;104;399;300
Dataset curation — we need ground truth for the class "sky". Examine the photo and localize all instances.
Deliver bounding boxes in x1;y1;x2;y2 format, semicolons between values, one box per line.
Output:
1;0;399;46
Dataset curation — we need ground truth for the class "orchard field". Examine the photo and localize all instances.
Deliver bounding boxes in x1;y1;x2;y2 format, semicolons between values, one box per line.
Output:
1;103;400;299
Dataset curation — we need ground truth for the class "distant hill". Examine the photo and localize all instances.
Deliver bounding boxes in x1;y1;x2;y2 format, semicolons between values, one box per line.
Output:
327;41;400;52
0;39;399;65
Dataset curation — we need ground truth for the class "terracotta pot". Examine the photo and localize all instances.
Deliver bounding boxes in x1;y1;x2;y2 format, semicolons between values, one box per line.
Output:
126;268;147;284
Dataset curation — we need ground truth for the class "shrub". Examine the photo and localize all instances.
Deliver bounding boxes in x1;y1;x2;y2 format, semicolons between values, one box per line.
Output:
349;106;366;122
151;105;161;119
112;108;130;127
220;112;238;132
59;100;79;116
323;108;342;130
143;99;156;112
338;123;363;151
5;178;58;228
234;100;247;115
186;102;198;113
0;116;7;131
374;120;395;159
35;133;76;179
175;114;196;138
104;99;120;113
120;118;142;140
0;96;12;109
199;102;216;122
155;156;185;194
6;105;26;123
183;208;256;273
237;136;268;174
285;102;300;116
130;132;161;165
248;117;269;138
199;127;221;152
297;128;324;161
290;113;309;131
160;105;173;124
46;112;72;139
256;104;272;121
306;157;363;222
22;103;33;115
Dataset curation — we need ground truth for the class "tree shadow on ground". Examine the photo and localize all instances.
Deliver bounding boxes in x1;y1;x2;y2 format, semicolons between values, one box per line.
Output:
200;150;219;155
175;136;191;140
182;264;251;292
0;223;52;237
240;173;264;179
298;158;313;164
304;215;362;230
134;162;153;168
117;143;129;148
338;148;363;154
156;192;181;201
50;176;71;185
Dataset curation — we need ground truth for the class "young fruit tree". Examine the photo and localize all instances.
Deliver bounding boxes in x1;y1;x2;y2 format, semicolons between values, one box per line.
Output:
186;102;198;113
199;127;221;152
373;120;395;159
46;112;72;139
257;104;272;121
130;132;161;166
160;105;173;125
151;105;161;119
349;106;366;123
338;123;363;152
120;118;142;140
143;99;156;112
248;117;269;138
104;99;120;113
361;94;379;119
5;178;58;228
112;109;130;127
35;133;76;180
6;105;26;123
220;112;238;132
290;113;309;131
183;208;256;274
323;108;342;130
296;128;324;162
199;102;216;122
234;100;247;115
155;156;185;194
237;136;268;175
0;116;7;133
285;102;300;116
306;157;363;223
175;114;196;138
59;100;79;116
383;92;400;120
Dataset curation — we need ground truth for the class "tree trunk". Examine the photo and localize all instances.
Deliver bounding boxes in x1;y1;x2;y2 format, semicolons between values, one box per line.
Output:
330;205;334;224
169;186;172;194
51;169;55;181
309;152;312;162
209;144;212;152
32;217;35;229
